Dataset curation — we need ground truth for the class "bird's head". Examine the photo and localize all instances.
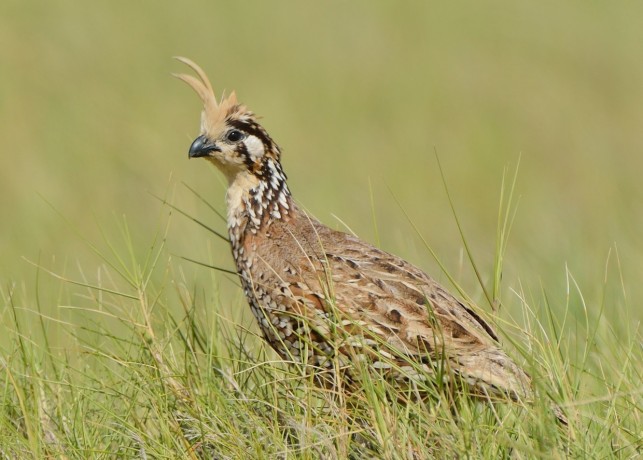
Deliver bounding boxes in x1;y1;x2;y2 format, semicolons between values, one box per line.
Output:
174;57;281;182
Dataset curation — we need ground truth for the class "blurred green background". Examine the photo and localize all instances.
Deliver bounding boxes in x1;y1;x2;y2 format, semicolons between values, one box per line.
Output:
1;1;642;330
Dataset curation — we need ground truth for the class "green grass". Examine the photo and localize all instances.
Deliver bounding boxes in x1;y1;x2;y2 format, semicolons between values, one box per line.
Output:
1;1;642;458
1;180;641;458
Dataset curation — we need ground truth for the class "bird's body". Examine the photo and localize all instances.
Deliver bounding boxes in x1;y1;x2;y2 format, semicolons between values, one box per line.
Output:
229;186;529;397
175;57;565;422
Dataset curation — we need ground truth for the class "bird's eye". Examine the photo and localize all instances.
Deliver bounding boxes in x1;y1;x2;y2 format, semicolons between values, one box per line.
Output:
225;130;244;142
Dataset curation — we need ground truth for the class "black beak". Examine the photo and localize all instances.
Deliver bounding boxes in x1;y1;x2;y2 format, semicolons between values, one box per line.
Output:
188;135;220;158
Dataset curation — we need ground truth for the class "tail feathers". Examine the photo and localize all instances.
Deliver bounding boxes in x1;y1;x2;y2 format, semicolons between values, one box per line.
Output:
454;348;568;425
454;348;531;399
551;402;568;425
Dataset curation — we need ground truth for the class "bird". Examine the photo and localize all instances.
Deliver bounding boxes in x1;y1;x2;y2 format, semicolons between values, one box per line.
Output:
173;57;566;424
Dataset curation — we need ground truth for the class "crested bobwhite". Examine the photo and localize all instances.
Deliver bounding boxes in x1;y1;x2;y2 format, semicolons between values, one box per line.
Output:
174;57;566;423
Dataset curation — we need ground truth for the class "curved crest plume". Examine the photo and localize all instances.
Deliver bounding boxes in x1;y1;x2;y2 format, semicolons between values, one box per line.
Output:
173;56;238;126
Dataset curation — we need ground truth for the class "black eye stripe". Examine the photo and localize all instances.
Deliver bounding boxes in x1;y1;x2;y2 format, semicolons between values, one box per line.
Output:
229;119;273;149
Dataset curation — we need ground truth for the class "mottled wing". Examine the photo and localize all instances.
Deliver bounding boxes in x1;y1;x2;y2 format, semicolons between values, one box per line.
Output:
247;212;532;399
319;231;532;398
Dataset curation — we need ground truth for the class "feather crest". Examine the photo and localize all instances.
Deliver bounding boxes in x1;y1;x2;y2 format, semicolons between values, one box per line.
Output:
173;56;240;129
